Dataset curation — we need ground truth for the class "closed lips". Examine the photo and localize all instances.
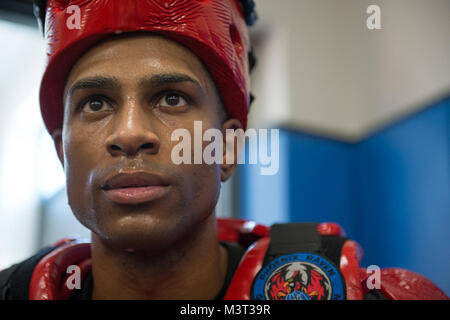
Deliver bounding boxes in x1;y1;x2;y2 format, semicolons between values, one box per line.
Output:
101;172;171;205
102;172;168;190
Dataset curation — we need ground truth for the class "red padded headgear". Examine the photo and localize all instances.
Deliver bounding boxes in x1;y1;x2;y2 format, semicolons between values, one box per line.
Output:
38;0;252;134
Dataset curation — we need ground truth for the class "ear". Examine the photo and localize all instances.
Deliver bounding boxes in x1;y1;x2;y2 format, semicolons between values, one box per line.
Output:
51;129;64;168
221;118;243;182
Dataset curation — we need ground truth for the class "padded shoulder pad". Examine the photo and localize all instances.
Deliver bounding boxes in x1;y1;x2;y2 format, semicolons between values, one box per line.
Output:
361;267;448;300
29;239;91;300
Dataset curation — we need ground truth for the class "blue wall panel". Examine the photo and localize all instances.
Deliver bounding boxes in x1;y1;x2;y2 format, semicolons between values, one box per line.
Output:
285;130;358;238
356;99;450;295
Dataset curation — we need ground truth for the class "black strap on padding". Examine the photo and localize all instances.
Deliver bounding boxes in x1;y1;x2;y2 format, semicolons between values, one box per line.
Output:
263;222;347;267
321;235;348;267
263;223;320;265
264;223;320;262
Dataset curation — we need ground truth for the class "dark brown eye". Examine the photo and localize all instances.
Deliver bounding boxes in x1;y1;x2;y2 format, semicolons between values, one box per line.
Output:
158;93;187;108
166;94;180;106
89;100;103;111
81;98;111;112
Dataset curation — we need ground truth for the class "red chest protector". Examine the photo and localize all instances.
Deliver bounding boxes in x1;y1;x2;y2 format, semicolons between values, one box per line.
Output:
28;218;448;300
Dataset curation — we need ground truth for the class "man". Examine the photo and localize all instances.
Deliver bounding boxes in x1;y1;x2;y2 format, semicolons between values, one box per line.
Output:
0;0;447;300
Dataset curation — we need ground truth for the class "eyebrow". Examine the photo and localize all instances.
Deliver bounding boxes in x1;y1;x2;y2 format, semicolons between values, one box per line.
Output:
67;73;203;98
67;76;121;97
138;73;203;91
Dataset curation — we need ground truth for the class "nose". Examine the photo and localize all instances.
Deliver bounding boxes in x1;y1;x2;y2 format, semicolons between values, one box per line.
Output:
105;102;160;157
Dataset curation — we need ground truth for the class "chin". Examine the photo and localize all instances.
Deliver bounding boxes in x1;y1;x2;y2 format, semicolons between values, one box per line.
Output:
93;210;199;254
72;187;218;253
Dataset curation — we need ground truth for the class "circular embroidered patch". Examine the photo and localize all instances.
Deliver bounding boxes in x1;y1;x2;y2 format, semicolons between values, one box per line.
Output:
251;253;346;300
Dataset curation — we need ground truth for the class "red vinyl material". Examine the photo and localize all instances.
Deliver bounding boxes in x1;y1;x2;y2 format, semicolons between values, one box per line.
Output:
40;0;251;135
340;240;364;300
29;240;91;300
224;237;270;300
317;222;346;237
360;267;449;300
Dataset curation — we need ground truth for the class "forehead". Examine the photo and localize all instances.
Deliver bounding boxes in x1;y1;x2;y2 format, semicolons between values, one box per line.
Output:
64;33;212;95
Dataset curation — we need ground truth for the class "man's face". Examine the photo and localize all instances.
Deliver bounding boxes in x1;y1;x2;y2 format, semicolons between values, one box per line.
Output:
57;34;234;253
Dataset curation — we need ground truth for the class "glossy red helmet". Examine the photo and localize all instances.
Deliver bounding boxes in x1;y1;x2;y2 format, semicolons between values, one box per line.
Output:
34;0;256;134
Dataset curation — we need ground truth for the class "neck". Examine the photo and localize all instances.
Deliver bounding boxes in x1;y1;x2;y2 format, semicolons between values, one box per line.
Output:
90;215;228;300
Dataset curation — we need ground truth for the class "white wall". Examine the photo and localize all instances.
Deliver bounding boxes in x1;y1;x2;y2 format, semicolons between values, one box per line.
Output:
0;19;48;268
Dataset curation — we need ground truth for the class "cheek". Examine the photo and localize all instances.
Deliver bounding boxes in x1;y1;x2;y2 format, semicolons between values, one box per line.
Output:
64;121;107;173
194;164;221;207
185;122;222;215
63;128;104;226
182;163;222;220
175;166;220;224
162;119;222;219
